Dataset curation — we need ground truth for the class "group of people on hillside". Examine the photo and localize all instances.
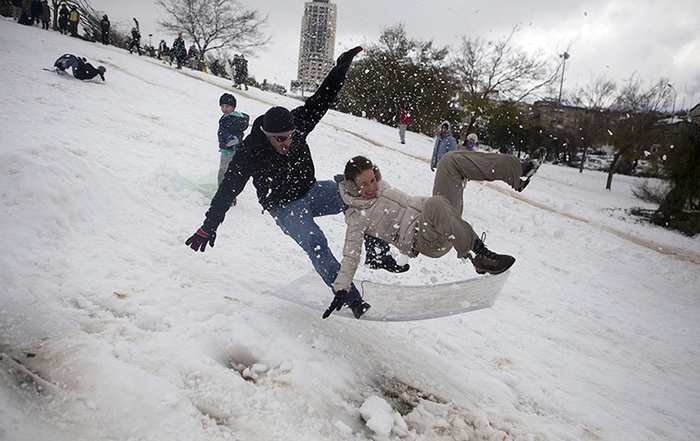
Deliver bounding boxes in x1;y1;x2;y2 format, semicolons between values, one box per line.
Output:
13;0;51;30
12;1;85;39
185;46;548;320
398;103;479;158
23;3;211;76
155;33;197;71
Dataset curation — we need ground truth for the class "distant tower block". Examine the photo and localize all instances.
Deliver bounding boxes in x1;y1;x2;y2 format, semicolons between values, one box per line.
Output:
293;0;337;93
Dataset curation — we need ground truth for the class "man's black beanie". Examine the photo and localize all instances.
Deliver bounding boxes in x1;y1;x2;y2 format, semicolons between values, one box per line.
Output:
262;107;295;134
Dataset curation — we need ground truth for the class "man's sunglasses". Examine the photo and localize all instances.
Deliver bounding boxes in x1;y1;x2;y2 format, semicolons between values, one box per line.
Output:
273;133;294;142
268;132;294;142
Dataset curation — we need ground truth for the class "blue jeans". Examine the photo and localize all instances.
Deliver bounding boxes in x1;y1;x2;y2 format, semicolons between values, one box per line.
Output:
269;180;389;305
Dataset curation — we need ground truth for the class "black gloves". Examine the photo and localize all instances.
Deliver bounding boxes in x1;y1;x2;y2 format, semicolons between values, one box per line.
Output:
322;290;347;319
185;228;216;252
335;46;362;75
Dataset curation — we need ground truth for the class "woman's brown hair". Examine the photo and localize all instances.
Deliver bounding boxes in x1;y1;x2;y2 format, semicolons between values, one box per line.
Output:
344;156;375;182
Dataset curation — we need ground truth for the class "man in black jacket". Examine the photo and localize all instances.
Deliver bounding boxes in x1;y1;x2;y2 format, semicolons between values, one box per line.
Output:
186;47;407;319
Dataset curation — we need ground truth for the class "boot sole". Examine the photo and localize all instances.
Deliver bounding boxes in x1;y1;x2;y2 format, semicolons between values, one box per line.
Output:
474;257;516;275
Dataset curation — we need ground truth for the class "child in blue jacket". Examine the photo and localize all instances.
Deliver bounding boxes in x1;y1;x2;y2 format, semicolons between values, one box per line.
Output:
217;93;249;198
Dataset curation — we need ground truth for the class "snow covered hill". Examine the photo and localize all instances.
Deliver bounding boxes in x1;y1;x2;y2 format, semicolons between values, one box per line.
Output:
1;17;699;441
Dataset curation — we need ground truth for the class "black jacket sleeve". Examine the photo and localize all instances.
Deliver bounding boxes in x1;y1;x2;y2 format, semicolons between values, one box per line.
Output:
201;151;251;234
291;64;347;136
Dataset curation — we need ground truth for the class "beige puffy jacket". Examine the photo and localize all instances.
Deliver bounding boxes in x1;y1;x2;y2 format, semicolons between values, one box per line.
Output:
333;169;426;292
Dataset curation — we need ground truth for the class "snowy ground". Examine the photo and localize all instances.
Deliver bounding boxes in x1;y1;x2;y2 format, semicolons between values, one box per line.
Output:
1;17;700;441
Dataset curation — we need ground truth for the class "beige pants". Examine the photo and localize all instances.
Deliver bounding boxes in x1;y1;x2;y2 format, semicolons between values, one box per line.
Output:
414;195;476;259
432;151;523;215
413;151;523;258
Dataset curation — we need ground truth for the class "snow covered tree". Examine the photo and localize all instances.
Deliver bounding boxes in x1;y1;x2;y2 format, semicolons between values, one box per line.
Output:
338;24;461;136
485;101;524;153
155;0;268;60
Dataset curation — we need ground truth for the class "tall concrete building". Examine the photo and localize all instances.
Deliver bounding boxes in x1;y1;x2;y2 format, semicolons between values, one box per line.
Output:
293;0;337;93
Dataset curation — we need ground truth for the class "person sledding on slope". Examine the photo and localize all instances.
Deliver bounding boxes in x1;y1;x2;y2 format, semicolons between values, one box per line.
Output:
54;54;106;81
326;148;547;318
185;47;408;320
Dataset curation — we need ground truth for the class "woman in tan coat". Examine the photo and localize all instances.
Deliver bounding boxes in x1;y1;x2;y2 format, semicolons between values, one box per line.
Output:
330;149;546;312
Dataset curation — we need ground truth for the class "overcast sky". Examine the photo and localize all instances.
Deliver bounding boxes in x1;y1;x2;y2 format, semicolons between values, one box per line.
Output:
90;0;700;110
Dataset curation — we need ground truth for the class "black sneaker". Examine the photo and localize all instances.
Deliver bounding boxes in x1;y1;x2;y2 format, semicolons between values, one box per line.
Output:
366;257;410;273
518;147;547;192
350;298;371;319
469;237;515;275
522;147;547;179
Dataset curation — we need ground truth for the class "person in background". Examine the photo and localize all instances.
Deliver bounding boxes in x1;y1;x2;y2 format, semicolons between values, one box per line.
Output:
41;0;50;30
54;54;106;81
185;47;408;321
232;54;249;90
330;150;547;317
430;121;458;171
100;15;110;45
158;40;171;65
12;0;22;22
18;9;33;26
67;5;79;37
187;45;198;69
128;18;142;55
398;103;411;144
30;0;42;25
172;32;186;69
58;3;69;35
216;93;250;199
464;133;478;151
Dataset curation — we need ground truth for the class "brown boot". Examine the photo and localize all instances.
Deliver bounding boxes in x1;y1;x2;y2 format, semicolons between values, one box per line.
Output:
469;237;515;275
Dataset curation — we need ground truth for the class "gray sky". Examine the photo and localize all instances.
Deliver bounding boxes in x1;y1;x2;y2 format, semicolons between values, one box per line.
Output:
90;0;700;110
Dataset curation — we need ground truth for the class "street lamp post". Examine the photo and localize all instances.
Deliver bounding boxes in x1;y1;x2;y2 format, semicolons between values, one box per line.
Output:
552;52;569;162
667;83;676;121
553;52;569;131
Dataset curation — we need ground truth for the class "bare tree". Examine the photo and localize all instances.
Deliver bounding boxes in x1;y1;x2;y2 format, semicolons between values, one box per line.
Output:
156;0;269;60
606;75;673;190
569;74;617;173
576;74;617;110
451;26;560;135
